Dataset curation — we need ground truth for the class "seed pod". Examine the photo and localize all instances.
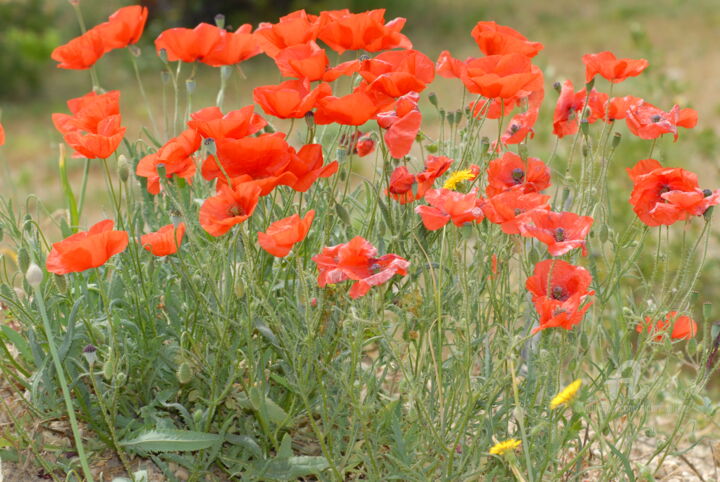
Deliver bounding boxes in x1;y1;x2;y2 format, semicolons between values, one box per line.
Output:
612;132;622;149
428;92;438;108
118;155;130;183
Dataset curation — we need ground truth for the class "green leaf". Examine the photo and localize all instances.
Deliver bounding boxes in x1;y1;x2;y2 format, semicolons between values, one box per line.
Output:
119;429;221;453
0;325;32;363
248;387;289;426
261;456;330;480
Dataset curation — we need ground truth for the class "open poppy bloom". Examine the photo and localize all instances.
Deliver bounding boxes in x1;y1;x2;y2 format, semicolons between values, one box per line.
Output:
385;155;453;204
627;158;720;226
312;236;409;299
258;210;315;257
376;92;422;159
436;50;465;79
46;220;129;275
415;188;484;230
552;80;609;137
314;88;388;126
96;5;149;51
253;80;331;119
0;122;5;146
51;28;106;70
202;133;292;182
317;9;412;54
281;144;338;192
519;210;594;256
606;95;643;121
254;9;320;58
273;41;329;81
141;223;186;257
582;51;648;84
470;21;543;57
199;182;262;236
625;101;698;141
188;105;267;142
155;23;223;63
481;190;550;234
460;54;542;100
501;109;538;145
201;24;261;66
485;151;550;197
526;259;594;333
136;128;200;194
356;50;436;99
52;90;126;159
636;311;697;341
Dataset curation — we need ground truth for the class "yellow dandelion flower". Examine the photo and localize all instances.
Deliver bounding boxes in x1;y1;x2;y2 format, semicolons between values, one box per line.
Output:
443;169;475;190
489;438;522;455
550;379;582;410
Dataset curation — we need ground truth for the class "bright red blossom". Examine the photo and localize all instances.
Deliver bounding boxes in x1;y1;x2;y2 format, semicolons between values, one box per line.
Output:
258;210;315;257
415;188;484;230
254;10;320;58
317;9;412;54
46;220;129;275
141;223;186;257
470;21;543;57
582;51;648;83
385;155;453;204
96;5;148;51
199;182;262;236
519;211;594;256
627;159;720;226
553;80;609;138
481;190;550;235
273;41;329;81
136;128;200;194
625;101;698;141
485;152;550;197
253;80;331;119
460;54;542;100
636;311;697;341
312;236;409;299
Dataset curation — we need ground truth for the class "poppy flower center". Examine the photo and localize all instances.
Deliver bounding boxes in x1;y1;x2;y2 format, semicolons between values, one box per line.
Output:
658;184;671;195
554;227;566;242
703;188;713;197
511;168;525;183
551;285;567;301
228;205;246;217
509;124;520;133
651;114;662;123
553;308;568;317
514;208;523;216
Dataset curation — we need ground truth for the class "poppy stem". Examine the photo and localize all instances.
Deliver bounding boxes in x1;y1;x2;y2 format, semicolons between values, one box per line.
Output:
33;285;95;482
129;50;160;138
76;157;91;226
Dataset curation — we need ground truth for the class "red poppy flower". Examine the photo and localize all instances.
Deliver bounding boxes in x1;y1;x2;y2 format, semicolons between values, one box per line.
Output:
553;80;609;137
606;95;643;121
312;236;409;299
376;93;422;159
625;101;697;141
317;9;412;54
481;190;550;234
627;158;720;226
199;182;262;236
501;109;538;145
52;91;125;159
0;122;5;146
485;152;550;197
253;80;331;119
636;311;697;341
274;41;329;81
95;5;148;51
471;21;543;57
519;211;594;256
136;128;200;194
141;223;186;257
254;10;320;58
202;132;292;182
460;54;542;100
355;133;375;157
258;210;315;257
201;24;261;67
51;29;106;70
357;50;435;99
281;144;338;192
526;259;594;303
385;155;453;204
582;51;648;83
155;23;223;63
436;50;464;79
46;220;129;275
415;188;484;230
314;89;387;126
532;294;593;333
188;105;266;141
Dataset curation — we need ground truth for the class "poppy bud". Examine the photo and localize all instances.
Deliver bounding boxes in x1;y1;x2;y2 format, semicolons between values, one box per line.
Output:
335;202;351;226
553;81;562;93
454;110;463;124
264;123;275;133
17;247;29;273
26;263;43;288
426;144;438;153
82;344;98;366
117;155;130;183
704;205;714;221
599;223;609;243
23;215;34;235
305;111;315;129
612;132;622;149
428;92;438;108
439;109;446;122
176;361;193;384
585;78;595;91
203;138;216;156
214;13;225;29
102;359;114;380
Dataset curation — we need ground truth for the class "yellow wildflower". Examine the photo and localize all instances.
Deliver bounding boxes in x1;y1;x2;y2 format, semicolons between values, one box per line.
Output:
443;169;475;190
489;438;522;455
550;379;582;410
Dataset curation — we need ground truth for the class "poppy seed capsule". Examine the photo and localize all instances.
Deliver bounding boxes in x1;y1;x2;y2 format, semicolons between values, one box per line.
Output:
118;155;130;182
428;92;438;107
176;362;193;384
553;81;562;93
82;344;97;366
612;132;622;149
214;13;225;28
305;111;315;128
203;138;216;155
703;189;713;197
25;263;43;288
